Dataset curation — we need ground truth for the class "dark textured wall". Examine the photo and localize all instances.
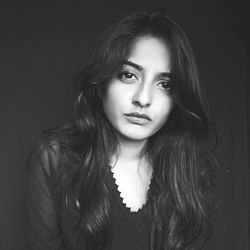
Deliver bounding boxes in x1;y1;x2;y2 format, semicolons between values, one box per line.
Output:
0;0;248;249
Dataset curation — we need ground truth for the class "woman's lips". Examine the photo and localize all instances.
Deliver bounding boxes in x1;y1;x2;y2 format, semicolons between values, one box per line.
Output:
124;112;151;125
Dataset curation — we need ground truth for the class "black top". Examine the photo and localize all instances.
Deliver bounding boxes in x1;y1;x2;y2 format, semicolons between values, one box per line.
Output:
26;146;152;250
109;172;151;250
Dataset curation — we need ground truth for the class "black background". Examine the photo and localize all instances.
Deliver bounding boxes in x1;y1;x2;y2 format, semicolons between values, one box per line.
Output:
0;0;248;249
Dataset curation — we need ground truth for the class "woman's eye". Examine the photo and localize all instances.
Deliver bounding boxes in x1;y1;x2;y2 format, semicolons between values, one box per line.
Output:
158;80;172;91
118;71;137;81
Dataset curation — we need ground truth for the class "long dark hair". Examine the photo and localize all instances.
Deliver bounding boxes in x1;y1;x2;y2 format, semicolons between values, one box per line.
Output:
39;10;216;250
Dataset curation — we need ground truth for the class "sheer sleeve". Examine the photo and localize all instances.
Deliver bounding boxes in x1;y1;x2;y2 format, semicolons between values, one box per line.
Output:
26;145;66;250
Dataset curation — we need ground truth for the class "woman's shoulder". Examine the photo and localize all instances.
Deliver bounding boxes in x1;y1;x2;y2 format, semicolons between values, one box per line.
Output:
28;122;81;175
38;122;80;149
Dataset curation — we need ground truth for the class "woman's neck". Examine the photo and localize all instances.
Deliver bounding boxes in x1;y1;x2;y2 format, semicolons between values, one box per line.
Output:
110;137;150;173
120;140;146;160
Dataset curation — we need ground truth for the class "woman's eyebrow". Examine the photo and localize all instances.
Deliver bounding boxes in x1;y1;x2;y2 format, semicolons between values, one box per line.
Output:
123;60;174;78
160;72;174;79
123;60;143;71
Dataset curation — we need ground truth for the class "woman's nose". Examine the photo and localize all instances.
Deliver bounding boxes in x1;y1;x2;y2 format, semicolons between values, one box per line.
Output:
132;83;152;108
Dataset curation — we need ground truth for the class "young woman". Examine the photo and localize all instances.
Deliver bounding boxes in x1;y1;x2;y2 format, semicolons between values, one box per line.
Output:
26;10;216;250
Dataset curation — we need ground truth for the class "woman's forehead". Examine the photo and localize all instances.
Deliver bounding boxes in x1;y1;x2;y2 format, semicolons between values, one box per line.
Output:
126;36;172;73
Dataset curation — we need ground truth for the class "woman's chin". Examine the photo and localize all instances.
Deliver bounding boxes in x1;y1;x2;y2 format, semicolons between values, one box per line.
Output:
115;130;153;143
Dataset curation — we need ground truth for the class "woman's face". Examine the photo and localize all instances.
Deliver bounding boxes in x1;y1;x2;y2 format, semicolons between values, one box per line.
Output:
102;36;174;143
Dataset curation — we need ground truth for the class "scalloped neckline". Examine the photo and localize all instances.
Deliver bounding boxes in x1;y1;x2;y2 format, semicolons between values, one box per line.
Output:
111;168;152;213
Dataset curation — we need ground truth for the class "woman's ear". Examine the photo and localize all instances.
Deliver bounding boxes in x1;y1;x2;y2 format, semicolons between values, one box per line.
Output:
97;84;104;100
97;81;108;101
